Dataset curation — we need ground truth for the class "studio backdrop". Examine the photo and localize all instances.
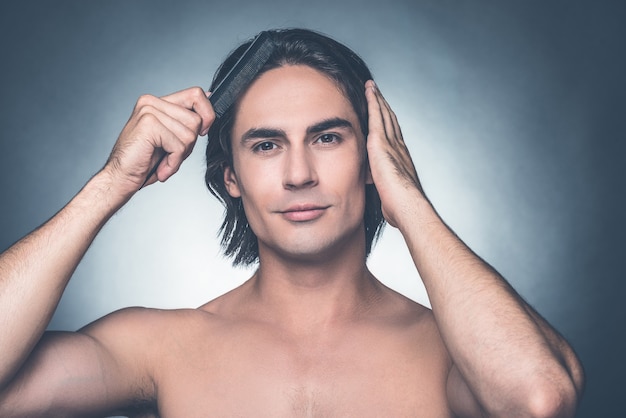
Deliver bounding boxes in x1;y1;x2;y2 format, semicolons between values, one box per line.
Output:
0;1;623;416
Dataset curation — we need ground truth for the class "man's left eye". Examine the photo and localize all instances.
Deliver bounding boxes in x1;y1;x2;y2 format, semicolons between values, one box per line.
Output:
317;133;339;144
254;141;276;152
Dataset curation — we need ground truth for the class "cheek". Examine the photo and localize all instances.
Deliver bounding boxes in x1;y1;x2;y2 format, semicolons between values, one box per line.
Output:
325;156;367;207
230;153;263;199
234;164;274;219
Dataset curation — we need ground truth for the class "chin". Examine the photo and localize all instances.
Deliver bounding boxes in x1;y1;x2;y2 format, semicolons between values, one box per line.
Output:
263;227;365;264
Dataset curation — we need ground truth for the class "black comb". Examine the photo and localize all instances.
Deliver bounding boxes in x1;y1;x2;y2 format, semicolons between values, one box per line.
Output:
140;31;275;188
210;31;275;118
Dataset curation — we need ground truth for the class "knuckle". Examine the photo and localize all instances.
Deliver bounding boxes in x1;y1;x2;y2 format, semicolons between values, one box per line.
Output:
181;129;198;147
137;111;158;125
190;86;205;99
136;104;156;118
135;94;156;109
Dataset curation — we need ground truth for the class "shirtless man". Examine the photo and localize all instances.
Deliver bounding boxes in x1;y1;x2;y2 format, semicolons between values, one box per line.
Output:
0;29;583;417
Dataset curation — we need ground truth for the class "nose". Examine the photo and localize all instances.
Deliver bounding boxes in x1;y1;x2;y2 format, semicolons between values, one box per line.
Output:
283;145;318;190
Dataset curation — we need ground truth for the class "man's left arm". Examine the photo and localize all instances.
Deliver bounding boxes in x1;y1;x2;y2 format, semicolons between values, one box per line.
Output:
364;80;584;418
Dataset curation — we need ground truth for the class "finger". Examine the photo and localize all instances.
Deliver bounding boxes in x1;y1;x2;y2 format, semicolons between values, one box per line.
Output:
135;93;205;138
368;83;400;154
135;104;198;160
130;109;194;185
143;118;188;183
160;86;216;135
365;81;420;188
374;87;395;142
365;81;386;138
371;82;403;146
377;88;404;145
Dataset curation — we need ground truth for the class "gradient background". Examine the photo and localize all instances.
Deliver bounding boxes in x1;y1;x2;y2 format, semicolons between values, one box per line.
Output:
0;1;623;416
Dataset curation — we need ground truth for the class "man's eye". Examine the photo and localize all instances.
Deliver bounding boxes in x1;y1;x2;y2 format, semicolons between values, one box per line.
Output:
254;141;276;152
317;133;339;144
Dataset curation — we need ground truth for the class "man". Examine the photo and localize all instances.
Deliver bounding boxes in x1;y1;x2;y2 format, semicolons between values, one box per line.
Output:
0;28;583;417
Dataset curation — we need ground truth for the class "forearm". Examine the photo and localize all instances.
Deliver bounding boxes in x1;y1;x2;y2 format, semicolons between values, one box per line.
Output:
364;80;582;415
400;193;582;416
0;169;130;389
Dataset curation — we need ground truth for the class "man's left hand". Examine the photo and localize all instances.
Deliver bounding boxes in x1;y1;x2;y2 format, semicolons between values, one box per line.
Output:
365;80;424;228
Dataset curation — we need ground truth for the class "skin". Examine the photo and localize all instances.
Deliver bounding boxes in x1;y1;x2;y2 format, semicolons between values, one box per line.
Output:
0;64;583;417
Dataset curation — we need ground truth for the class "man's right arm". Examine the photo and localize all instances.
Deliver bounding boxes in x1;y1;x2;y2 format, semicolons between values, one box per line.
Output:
0;87;214;414
0;168;134;384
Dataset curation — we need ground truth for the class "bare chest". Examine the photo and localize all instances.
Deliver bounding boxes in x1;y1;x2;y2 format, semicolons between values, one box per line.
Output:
154;325;452;417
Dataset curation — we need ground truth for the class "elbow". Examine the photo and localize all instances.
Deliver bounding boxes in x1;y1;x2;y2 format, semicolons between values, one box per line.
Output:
527;354;586;418
524;374;582;418
485;367;584;418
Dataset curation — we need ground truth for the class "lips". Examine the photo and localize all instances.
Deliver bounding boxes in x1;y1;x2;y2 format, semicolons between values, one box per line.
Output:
279;204;329;222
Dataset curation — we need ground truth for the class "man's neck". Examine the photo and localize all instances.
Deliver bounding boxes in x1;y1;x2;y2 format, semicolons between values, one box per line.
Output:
245;241;382;334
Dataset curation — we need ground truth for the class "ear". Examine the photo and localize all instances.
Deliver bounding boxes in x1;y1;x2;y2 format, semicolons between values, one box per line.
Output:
223;165;241;198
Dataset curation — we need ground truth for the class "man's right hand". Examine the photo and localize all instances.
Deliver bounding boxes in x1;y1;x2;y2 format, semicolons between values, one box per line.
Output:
0;86;215;411
104;86;215;195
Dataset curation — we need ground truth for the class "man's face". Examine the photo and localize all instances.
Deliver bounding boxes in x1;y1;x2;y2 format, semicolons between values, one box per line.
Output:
224;65;371;262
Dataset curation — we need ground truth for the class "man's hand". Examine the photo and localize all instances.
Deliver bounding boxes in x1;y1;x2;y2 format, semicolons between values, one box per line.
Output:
104;87;215;194
364;80;423;228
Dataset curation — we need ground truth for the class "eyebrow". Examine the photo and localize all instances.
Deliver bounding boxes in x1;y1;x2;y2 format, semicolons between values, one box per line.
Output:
240;117;354;144
306;117;354;135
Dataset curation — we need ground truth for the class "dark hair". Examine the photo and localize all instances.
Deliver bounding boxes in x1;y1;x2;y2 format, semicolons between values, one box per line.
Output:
205;28;385;266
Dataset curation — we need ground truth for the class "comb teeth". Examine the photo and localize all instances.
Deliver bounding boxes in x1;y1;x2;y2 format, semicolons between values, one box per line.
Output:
210;31;275;118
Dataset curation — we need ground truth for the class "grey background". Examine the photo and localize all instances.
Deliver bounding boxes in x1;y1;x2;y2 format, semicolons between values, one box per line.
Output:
0;0;623;416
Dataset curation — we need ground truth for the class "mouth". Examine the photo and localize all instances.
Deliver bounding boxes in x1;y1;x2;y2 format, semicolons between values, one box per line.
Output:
279;204;330;222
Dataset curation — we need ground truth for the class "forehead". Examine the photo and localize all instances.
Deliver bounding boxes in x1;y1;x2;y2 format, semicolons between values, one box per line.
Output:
231;65;358;138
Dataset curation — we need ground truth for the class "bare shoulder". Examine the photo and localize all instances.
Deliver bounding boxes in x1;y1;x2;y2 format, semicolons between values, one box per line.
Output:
81;305;217;346
81;304;228;361
370;282;450;363
81;282;258;361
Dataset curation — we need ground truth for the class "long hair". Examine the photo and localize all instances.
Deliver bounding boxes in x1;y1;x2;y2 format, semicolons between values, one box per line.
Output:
205;28;385;266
